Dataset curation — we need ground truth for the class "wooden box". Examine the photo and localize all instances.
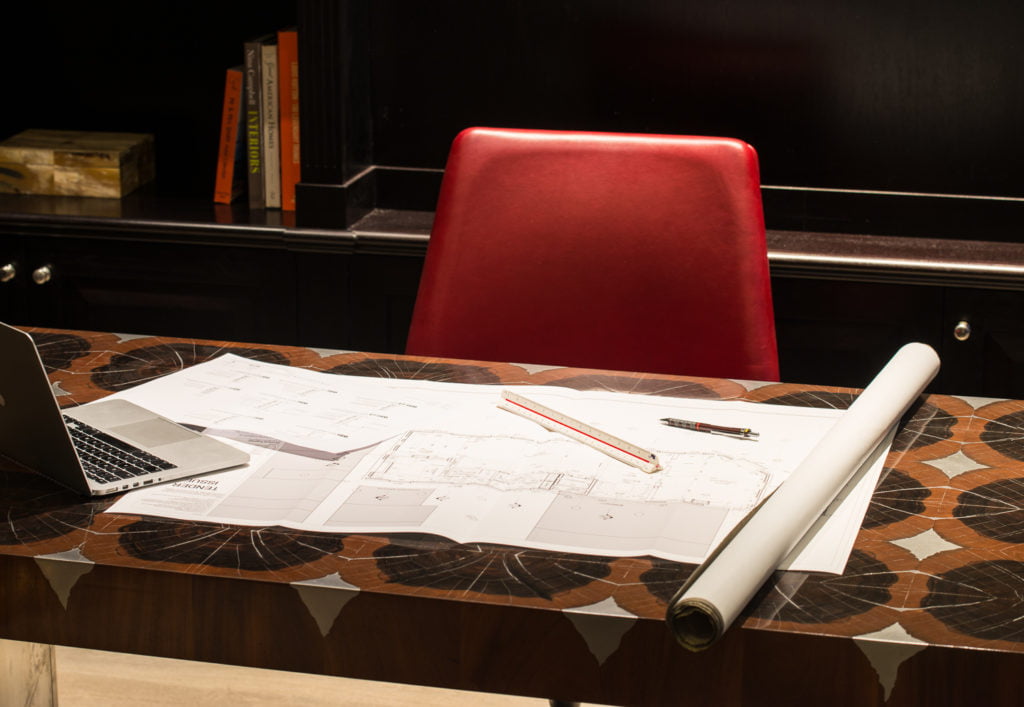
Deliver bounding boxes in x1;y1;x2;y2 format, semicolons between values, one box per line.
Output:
0;129;155;198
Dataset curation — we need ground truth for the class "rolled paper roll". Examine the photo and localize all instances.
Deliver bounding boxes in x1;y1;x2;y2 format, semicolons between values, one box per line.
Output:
666;342;941;651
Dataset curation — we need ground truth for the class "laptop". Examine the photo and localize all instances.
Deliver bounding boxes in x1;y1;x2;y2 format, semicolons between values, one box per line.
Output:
0;322;249;496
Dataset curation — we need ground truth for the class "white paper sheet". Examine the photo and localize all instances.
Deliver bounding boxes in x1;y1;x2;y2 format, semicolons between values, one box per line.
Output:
105;355;889;573
104;353;443;453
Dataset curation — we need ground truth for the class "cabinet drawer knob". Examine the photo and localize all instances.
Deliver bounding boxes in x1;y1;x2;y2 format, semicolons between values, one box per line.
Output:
0;263;14;283
32;264;53;285
954;319;972;342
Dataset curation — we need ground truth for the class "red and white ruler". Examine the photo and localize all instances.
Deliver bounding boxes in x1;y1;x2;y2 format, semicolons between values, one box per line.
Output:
498;390;662;474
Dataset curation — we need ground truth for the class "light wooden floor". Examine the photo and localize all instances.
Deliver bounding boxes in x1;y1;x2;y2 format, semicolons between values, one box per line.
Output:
56;646;600;706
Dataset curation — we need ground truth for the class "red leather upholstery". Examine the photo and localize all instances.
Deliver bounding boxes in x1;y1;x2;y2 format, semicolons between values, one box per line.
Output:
406;127;779;381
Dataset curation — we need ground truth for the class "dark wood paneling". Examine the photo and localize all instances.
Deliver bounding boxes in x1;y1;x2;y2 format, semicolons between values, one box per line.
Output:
1;235;299;345
772;278;944;389
364;0;1024;200
773;277;1024;398
349;254;423;354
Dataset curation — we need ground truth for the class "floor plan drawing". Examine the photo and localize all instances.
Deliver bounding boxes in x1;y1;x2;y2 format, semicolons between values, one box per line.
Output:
106;359;883;571
314;427;780;560
528;494;730;558
364;430;607;496
209;452;362;524
360;429;774;510
326;485;437;526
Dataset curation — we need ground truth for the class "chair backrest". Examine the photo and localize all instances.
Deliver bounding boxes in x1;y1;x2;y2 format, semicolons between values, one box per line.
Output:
406;127;779;381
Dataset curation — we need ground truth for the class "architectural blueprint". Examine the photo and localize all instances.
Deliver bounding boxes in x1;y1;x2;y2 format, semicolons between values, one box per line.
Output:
106;356;884;572
102;353;439;453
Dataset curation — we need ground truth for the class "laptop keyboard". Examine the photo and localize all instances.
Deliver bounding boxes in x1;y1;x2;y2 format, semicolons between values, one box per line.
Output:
64;416;177;484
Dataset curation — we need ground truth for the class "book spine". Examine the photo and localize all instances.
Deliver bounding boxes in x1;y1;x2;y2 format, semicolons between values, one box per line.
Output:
213;66;244;204
277;28;300;211
261;40;281;209
243;38;265;209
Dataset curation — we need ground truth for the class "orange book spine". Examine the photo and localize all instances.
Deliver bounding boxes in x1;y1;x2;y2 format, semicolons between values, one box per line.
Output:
214;66;245;204
277;28;300;211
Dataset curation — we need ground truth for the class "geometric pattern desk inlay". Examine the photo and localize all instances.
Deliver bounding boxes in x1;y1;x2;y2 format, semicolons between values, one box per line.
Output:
2;328;1023;706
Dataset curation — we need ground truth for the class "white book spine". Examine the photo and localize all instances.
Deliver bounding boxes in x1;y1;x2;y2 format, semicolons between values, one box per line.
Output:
260;43;281;209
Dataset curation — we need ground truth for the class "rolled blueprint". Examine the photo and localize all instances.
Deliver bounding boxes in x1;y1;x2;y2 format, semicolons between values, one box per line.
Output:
666;342;940;651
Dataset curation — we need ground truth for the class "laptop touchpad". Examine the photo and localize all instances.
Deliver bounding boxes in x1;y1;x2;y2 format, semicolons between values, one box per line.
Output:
114;419;198;447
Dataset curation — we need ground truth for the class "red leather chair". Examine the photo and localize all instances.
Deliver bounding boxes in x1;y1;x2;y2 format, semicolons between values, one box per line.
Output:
406;127;779;381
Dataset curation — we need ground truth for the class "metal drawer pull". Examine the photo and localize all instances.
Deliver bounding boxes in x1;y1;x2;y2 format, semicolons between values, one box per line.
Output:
32;264;53;285
953;319;971;342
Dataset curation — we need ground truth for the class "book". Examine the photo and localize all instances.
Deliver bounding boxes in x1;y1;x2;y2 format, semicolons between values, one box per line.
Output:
213;66;245;204
260;37;281;209
277;28;300;211
243;34;274;209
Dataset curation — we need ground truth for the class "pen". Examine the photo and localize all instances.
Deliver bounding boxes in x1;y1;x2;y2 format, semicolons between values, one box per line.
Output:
660;418;759;440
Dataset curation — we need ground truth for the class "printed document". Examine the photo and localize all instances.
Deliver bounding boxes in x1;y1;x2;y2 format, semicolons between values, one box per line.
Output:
106;355;885;573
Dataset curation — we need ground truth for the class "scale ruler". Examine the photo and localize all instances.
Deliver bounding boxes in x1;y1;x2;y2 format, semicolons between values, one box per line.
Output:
498;390;662;474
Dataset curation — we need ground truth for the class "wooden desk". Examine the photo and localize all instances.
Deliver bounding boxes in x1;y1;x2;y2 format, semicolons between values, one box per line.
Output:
1;328;1023;705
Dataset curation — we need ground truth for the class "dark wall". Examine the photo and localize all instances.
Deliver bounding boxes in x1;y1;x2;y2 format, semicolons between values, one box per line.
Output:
6;2;1022;238
366;0;1024;198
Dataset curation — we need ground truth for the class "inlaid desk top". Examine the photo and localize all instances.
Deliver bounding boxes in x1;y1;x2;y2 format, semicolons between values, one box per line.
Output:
2;328;1023;706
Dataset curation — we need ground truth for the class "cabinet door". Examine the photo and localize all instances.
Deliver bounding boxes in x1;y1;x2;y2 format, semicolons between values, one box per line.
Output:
22;237;298;345
942;288;1024;398
0;243;52;325
772;278;945;389
0;247;23;321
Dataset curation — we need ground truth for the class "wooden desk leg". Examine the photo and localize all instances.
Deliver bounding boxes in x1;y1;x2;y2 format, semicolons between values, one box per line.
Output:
0;639;58;706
